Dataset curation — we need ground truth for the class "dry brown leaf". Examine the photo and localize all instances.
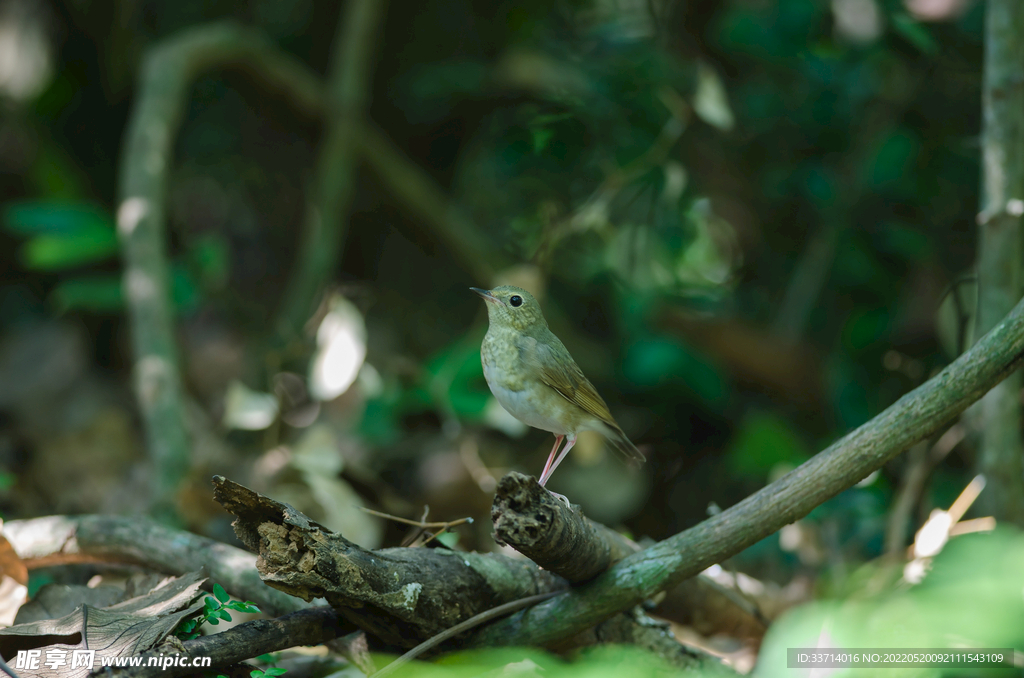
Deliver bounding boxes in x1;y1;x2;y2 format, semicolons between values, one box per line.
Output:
0;572;206;678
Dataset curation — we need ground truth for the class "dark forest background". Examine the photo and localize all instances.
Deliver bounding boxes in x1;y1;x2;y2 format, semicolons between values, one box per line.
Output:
1;0;1021;673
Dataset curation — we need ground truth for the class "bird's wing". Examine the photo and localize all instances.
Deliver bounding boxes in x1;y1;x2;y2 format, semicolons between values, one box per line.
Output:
518;333;615;424
519;333;646;466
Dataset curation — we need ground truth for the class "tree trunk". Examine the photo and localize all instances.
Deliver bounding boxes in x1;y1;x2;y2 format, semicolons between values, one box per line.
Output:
975;0;1024;526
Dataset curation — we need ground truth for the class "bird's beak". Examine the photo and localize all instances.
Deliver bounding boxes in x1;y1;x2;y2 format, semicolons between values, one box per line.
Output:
470;287;499;305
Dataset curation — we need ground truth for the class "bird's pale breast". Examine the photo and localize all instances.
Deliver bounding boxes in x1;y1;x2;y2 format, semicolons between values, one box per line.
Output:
481;328;593;435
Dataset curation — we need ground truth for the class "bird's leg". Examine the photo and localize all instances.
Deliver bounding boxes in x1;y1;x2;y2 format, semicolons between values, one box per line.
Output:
538;435;564;485
538;434;576;487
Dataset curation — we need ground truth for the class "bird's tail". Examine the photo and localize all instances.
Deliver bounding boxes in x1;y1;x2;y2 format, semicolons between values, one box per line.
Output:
606;424;646;469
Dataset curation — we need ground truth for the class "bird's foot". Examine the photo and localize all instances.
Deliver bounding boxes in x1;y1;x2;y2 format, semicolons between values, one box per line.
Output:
546;489;572;509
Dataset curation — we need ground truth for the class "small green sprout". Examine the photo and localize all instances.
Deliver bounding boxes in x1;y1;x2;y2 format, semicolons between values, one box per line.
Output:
175;583;261;640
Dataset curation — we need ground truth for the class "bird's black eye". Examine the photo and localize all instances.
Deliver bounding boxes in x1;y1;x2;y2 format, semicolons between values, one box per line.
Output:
510;295;523;307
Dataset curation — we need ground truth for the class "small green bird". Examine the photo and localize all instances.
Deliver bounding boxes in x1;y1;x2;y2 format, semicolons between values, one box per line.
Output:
471;285;645;500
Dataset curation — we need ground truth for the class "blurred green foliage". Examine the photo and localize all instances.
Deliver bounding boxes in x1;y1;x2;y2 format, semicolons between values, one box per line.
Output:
50;276;124;313
4;202;119;270
0;0;988;539
1;200;229;314
726;411;810;480
381;643;714;678
623;336;729;408
760;529;1024;677
0;0;1012;666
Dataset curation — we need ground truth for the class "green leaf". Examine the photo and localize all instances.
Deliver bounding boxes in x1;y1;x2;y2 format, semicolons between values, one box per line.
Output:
217;609;232;621
51;276;124;313
726;412;810;479
264;668;287;676
841;307;890;352
830;355;874;429
213;583;229;603
423;336;492;419
358;397;402;444
435;531;460;548
877;221;931;262
20;230;118;270
189;234;230;290
171;263;201;313
448;387;490;419
28;136;91;199
891;13;938;54
28;572;55;598
864;128;919;190
2;202;113;237
204;596;219;612
531;127;555;154
759;529;1024;667
5;202;119;271
623;336;730;409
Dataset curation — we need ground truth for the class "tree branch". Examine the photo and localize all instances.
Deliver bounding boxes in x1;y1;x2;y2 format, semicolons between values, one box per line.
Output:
3;514;307;617
492;472;767;641
116;23;327;515
276;0;388;334
491;471;639;583
211;476;568;648
116;15;511;509
470;292;1024;647
105;607;348;678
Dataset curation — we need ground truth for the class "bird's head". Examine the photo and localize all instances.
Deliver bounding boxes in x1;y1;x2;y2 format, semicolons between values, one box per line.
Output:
470;285;548;333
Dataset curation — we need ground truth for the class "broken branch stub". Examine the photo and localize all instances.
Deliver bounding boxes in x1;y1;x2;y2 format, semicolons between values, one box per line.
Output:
491;472;639;583
212;476;566;648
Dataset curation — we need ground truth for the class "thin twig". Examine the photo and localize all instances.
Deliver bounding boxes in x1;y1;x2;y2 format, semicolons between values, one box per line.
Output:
909;475;990;565
403;505;433;546
947;474;986;524
276;0;389;335
885;423;967;556
419;527;448;547
948;517;996;536
772;223;842;342
369;592;560;678
460;438;500;494
885;441;930;557
358;506;474;530
359;505;473;548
